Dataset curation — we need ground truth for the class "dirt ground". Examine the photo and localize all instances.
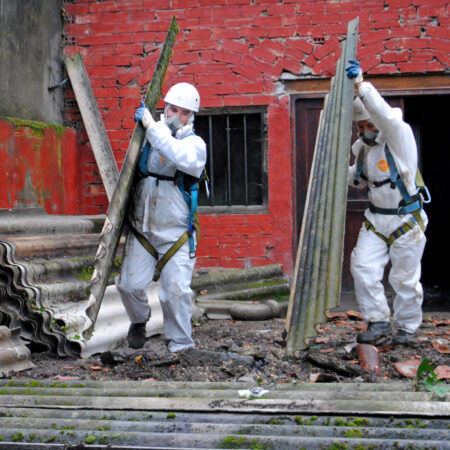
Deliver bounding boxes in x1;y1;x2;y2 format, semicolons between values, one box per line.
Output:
10;306;450;385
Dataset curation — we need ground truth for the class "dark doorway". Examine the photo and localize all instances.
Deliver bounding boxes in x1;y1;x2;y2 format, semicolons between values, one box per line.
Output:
404;94;450;290
293;92;450;293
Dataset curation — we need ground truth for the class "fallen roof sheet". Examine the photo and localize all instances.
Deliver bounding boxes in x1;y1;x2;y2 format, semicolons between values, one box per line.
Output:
0;208;163;358
0;379;448;448
0;208;288;359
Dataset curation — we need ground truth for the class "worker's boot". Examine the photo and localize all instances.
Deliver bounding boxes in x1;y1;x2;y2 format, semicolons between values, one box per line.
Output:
357;321;392;345
127;322;147;349
392;329;416;346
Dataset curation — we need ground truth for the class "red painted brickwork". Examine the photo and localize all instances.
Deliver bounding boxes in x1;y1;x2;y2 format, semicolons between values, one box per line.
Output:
0;118;82;215
62;0;449;274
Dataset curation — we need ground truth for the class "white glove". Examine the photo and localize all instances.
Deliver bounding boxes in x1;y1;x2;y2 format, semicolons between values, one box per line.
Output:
142;108;155;128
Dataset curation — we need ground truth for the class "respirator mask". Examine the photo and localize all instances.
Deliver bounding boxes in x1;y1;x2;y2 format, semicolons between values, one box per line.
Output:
166;115;184;136
361;129;379;146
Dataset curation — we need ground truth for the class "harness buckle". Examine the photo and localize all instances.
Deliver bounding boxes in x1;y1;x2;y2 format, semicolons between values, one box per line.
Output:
419;186;432;204
189;251;196;259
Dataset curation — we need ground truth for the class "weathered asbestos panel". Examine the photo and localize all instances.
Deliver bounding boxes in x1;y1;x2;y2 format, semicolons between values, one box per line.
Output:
286;18;358;355
0;208;163;358
0;118;82;215
0;380;448;448
0;326;34;376
0;206;291;358
64;52;119;202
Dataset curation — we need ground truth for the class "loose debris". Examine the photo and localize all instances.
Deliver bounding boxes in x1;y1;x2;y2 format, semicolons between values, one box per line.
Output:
4;310;449;386
432;337;450;354
394;359;421;377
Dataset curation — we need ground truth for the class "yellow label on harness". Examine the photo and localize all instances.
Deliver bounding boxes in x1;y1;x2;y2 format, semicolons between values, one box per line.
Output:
378;159;389;172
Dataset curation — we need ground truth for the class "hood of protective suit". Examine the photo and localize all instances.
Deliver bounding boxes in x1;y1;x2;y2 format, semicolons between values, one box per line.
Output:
353;97;371;122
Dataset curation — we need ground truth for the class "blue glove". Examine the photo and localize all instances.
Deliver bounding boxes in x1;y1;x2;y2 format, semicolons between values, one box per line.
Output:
345;59;363;82
134;101;146;122
134;101;154;128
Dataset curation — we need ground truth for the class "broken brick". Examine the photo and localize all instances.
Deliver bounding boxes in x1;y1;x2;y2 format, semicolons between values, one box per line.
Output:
393;360;421;378
434;365;450;380
357;344;381;373
325;311;347;320
346;310;364;321
432;338;450;354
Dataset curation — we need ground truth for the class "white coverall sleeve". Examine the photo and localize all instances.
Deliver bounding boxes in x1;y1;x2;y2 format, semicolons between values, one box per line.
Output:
348;140;367;188
356;82;416;168
146;121;207;178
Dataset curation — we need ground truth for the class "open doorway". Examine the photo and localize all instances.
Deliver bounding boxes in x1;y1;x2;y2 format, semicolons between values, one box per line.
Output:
404;94;450;312
292;90;450;302
404;94;450;295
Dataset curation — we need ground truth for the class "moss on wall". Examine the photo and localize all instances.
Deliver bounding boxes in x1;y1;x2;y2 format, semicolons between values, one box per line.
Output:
4;117;66;137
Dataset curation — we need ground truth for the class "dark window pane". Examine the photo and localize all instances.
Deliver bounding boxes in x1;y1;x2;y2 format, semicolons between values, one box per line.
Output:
195;111;265;207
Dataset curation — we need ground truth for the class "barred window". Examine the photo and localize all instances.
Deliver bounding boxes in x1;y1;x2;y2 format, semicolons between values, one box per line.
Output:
194;108;267;210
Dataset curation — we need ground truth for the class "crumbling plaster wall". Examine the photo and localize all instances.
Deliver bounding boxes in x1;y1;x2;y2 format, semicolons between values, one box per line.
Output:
0;0;64;123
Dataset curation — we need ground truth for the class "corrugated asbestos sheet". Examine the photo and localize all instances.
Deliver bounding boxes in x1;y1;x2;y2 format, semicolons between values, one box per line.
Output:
286;18;359;355
0;208;163;359
0;379;448;448
0;207;289;363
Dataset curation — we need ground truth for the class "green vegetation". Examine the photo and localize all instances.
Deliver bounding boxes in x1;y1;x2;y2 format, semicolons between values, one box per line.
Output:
343;428;364;438
413;359;449;399
247;280;286;288
265;418;284;425
11;432;24;442
219;436;270;449
5;117;65;137
77;265;94;281
334;417;370;427
85;435;97;444
326;444;348;450
166;412;176;419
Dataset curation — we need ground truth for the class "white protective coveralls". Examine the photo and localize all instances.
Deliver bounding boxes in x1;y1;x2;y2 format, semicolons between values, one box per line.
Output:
116;119;206;352
348;82;428;334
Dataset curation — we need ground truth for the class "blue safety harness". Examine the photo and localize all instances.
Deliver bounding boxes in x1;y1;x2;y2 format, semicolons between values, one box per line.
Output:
138;132;203;258
353;143;430;245
175;167;202;258
128;133;205;281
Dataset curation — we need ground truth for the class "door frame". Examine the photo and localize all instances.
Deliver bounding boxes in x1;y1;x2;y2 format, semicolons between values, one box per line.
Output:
288;74;450;287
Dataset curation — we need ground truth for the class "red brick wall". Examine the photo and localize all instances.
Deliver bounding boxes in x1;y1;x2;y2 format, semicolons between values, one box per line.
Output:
0;118;82;214
62;0;449;274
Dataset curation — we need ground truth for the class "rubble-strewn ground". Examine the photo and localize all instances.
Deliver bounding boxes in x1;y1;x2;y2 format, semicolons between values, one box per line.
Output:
9;306;450;385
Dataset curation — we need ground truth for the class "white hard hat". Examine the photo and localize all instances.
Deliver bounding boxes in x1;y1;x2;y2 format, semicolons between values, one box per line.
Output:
353;97;370;122
164;82;200;112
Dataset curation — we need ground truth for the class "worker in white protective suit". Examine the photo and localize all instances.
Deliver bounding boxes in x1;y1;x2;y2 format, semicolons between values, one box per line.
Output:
116;82;207;352
346;60;428;346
